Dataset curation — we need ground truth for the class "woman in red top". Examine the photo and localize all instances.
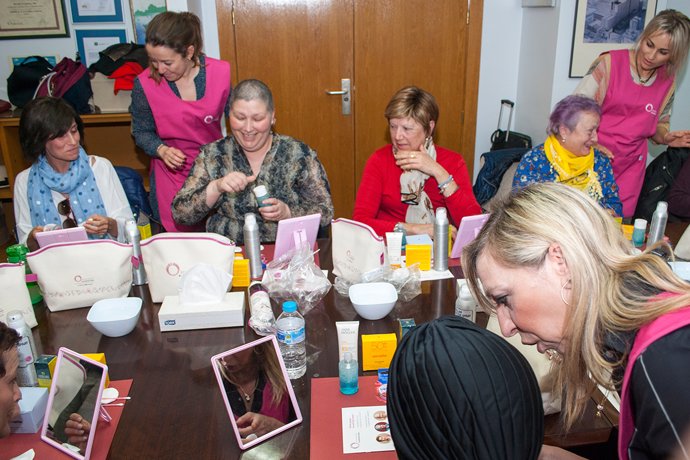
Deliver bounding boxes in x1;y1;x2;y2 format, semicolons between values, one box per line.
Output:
353;86;480;238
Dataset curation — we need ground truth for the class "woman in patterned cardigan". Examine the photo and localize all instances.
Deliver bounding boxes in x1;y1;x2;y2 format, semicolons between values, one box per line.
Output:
172;79;333;243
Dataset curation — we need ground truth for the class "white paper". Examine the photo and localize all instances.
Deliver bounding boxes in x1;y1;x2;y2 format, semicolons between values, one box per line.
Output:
419;269;454;281
82;36;121;67
342;405;395;454
77;0;115;16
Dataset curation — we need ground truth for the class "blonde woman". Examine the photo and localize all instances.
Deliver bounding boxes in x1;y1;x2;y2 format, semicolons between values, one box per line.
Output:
462;183;690;460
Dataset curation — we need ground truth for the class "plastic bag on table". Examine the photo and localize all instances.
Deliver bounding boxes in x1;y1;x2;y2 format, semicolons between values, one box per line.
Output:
263;242;331;315
334;264;421;302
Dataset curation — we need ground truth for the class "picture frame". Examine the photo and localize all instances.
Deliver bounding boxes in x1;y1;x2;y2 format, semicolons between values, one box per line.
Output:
0;0;69;40
570;0;659;78
70;0;124;23
75;29;127;68
130;0;167;45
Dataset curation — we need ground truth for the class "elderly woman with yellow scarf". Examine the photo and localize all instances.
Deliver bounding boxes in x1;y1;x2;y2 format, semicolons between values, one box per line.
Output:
513;95;622;216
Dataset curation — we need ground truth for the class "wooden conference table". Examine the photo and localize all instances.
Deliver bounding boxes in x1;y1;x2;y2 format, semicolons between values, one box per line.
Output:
20;238;619;459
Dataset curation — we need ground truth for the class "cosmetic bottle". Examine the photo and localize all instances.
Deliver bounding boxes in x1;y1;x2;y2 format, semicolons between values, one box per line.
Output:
253;185;271;208
648;201;668;246
632;218;647;248
243;213;263;279
126;220;147;286
455;282;476;323
247;281;276;335
433;207;449;271
7;310;38;387
339;351;359;395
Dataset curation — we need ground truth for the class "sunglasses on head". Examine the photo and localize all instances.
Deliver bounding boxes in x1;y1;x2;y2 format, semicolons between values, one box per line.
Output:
57;199;78;229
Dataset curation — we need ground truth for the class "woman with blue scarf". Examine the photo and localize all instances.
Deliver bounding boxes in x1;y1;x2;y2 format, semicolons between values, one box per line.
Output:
13;97;133;250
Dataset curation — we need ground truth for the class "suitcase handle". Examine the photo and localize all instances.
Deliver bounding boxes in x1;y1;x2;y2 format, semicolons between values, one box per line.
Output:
500;99;515;108
497;99;516;140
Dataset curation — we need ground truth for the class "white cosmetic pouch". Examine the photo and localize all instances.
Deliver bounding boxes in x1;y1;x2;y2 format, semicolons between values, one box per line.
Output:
331;218;386;283
26;240;133;312
140;233;235;303
0;263;37;327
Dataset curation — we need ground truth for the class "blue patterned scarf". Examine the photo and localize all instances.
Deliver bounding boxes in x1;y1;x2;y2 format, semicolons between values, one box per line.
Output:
27;148;107;234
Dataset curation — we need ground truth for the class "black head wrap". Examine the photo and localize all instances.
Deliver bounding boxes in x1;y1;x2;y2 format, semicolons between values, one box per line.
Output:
387;315;544;460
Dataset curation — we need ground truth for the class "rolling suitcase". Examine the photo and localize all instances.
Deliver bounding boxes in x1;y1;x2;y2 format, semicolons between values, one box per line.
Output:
490;99;532;151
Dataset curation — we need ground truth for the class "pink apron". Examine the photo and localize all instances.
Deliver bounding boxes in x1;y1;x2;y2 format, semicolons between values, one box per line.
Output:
598;49;673;217
138;57;231;231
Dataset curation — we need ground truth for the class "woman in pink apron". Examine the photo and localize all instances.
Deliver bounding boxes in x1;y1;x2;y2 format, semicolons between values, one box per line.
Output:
462;183;690;460
575;9;690;217
131;11;231;231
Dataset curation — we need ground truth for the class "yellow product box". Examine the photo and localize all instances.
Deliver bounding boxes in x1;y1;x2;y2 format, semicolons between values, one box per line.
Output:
232;258;251;288
621;224;634;241
405;244;432;271
34;355;56;388
84;353;110;388
361;333;397;371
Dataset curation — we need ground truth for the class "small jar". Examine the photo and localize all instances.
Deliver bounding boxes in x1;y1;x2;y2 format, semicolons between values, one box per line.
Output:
253;185;270;208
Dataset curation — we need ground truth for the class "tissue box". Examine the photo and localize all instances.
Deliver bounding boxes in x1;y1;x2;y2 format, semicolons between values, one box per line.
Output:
10;387;48;434
361;333;397;371
35;354;56;388
159;292;245;332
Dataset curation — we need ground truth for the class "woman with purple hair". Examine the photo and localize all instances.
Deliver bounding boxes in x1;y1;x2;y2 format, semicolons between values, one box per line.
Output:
512;95;622;216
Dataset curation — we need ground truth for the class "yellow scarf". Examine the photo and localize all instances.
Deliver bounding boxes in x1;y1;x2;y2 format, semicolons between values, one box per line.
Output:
543;135;603;202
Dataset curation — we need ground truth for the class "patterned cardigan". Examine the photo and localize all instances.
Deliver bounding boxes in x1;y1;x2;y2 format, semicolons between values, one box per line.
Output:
172;133;334;243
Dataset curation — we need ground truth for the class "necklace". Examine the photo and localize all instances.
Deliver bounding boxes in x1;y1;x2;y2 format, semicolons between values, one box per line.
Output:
236;378;259;402
635;58;657;84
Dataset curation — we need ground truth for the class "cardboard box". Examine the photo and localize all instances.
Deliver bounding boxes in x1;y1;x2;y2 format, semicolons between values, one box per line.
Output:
159;292;245;332
10;387;48;434
405;244;432;271
83;353;110;388
361;333;397;371
35;354;56;388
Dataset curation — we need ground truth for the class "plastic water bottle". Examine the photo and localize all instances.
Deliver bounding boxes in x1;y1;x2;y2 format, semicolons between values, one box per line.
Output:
339;351;358;395
648;201;668;245
455;282;476;323
7;310;38;387
433;207;449;271
125;220;147;286
276;301;306;379
243;213;263;279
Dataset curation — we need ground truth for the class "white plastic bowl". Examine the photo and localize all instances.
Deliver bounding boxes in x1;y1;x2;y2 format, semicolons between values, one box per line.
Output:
348;282;398;320
87;297;142;337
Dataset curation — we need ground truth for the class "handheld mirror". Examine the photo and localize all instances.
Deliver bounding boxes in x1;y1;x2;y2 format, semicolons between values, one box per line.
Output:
211;335;303;450
40;347;108;460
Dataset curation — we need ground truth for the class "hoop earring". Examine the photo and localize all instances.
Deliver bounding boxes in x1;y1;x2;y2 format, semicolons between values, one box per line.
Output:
561;137;566;143
560;279;571;306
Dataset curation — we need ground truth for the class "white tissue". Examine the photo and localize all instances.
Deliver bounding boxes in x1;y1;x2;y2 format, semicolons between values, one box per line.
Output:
178;263;233;306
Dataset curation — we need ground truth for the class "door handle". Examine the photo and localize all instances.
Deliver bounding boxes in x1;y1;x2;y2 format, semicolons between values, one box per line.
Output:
325;78;351;115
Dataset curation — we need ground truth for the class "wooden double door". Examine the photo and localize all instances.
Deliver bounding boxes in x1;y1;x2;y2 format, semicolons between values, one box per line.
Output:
216;0;483;219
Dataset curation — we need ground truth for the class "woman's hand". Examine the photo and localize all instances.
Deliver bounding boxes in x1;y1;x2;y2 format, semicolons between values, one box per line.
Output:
663;130;690;148
27;226;45;251
158;145;187;171
64;413;91;452
258;197;292;222
395;143;442;177
236;412;284;439
84;215;116;237
538;444;586;459
214;172;257;195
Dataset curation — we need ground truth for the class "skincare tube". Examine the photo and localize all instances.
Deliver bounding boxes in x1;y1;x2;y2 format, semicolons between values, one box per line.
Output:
386;232;403;268
336;321;360;362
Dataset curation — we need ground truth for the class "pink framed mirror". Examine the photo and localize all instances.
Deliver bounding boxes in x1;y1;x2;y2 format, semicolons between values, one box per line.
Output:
40;347;108;460
211;335;303;450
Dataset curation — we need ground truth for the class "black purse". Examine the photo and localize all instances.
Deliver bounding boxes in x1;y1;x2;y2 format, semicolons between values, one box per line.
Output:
6;56;53;108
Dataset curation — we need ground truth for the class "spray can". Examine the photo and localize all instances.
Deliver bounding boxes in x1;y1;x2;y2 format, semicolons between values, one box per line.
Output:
126;220;147;286
7;310;39;386
433;208;449;271
648;201;668;246
244;213;263;279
